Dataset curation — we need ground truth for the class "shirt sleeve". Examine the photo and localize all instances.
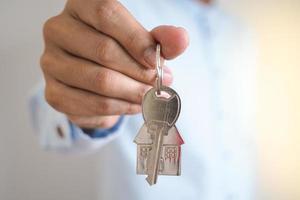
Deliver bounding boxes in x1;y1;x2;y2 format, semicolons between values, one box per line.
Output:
28;82;124;154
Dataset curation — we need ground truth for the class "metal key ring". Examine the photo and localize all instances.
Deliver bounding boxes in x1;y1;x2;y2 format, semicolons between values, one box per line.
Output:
156;44;163;95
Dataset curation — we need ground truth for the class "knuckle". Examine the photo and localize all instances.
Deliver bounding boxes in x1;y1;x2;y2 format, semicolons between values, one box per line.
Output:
126;29;142;49
125;103;140;114
97;99;111;114
95;0;120;22
95;38;114;63
40;53;53;72
94;69;113;92
43;15;61;39
126;103;135;114
136;68;156;84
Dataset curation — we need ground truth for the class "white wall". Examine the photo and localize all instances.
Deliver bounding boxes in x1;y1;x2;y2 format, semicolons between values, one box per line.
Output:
218;0;300;199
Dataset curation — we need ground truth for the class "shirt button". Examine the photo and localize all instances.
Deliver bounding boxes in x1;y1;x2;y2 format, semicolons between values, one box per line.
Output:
56;125;65;139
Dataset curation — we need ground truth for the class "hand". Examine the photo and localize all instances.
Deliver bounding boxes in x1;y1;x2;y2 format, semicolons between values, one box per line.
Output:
40;0;189;129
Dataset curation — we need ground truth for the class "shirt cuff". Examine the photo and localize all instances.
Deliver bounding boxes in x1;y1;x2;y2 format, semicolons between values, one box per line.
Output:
28;82;125;153
69;116;125;139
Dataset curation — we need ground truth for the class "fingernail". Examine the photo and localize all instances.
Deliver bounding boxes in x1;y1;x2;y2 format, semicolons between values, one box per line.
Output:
143;46;156;68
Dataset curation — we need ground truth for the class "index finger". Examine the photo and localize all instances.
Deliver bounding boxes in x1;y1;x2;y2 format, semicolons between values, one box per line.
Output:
66;0;156;68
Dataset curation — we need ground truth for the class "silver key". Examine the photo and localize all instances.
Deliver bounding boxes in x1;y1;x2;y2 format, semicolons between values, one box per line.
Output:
142;86;181;185
134;44;183;186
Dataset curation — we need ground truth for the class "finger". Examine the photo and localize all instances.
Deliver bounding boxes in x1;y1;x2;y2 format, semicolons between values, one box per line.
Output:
42;49;172;104
151;25;189;59
44;75;141;116
67;115;120;129
66;0;158;68
43;14;172;84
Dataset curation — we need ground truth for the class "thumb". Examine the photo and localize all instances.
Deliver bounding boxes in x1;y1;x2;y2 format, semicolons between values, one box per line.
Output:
151;25;189;60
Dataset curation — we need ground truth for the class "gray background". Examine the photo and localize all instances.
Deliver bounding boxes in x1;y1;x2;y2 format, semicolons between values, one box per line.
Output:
0;1;99;200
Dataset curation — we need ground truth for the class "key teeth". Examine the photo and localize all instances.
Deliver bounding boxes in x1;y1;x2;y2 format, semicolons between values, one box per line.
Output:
146;177;156;186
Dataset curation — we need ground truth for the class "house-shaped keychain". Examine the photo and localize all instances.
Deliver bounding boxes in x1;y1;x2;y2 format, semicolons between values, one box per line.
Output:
134;124;184;176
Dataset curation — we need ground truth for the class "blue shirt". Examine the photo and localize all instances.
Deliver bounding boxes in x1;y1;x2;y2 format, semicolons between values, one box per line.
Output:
29;0;257;199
